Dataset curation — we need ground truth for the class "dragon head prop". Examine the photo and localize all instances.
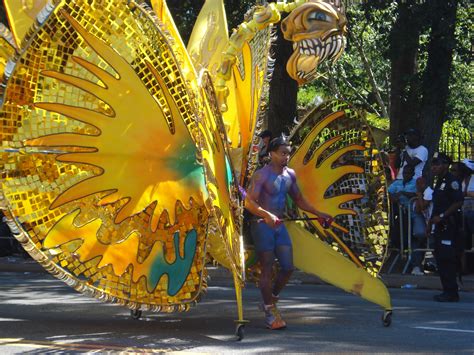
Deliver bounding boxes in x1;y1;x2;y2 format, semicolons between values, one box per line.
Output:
281;0;347;85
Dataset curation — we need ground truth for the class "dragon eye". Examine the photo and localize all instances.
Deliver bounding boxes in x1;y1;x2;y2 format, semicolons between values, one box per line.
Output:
308;11;328;22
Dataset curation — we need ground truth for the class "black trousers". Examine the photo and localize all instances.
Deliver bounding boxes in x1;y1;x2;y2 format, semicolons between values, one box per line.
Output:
434;237;458;296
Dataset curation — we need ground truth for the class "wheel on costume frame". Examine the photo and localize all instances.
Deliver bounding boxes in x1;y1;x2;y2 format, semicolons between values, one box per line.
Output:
235;323;245;341
130;309;142;320
382;310;392;327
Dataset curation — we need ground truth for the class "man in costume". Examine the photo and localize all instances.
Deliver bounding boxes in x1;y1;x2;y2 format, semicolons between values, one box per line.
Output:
429;153;464;302
245;137;332;329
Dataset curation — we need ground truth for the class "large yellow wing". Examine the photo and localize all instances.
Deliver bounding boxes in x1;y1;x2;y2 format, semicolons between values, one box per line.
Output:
289;100;390;277
287;100;390;310
149;0;197;85
227;26;274;185
1;0;209;311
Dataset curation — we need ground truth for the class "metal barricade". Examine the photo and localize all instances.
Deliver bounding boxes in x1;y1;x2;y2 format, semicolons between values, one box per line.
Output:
463;197;474;254
403;197;430;274
386;194;473;274
386;200;412;273
404;196;474;274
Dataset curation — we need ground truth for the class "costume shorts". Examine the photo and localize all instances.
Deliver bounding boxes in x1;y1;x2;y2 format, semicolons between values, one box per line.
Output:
250;221;292;252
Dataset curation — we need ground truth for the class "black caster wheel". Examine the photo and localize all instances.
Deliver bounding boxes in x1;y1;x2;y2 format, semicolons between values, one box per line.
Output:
382;310;392;327
131;309;142;320
235;324;245;341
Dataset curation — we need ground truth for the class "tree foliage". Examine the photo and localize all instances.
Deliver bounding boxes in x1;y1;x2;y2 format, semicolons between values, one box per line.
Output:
297;0;472;158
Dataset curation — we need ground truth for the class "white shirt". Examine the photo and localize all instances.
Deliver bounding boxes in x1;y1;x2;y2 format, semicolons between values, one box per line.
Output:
462;176;474;193
396;145;428;179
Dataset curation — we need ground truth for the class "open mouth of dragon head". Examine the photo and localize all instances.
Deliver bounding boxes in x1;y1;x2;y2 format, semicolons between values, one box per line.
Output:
282;1;347;85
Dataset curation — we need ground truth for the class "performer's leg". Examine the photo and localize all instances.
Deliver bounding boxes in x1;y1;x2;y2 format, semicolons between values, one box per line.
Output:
272;224;294;297
273;245;294;297
251;221;276;305
257;250;275;305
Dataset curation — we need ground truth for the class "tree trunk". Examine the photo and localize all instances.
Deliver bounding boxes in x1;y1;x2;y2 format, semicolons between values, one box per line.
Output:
419;0;458;162
267;16;298;137
388;1;422;143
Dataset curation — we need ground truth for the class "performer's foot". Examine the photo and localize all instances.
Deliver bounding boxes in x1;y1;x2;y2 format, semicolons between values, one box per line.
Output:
433;293;459;302
264;304;286;330
258;294;280;311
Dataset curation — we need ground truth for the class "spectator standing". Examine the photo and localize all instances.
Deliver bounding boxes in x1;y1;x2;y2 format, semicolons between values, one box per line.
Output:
451;159;474;270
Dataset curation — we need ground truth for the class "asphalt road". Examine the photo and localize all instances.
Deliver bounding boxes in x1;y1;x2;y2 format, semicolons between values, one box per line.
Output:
0;272;473;353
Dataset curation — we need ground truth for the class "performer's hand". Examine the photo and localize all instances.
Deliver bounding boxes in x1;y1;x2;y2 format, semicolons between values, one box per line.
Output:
317;212;333;229
263;213;280;228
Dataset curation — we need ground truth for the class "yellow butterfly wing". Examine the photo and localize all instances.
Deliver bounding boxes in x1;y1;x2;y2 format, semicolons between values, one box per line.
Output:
1;0;209;311
288;100;391;310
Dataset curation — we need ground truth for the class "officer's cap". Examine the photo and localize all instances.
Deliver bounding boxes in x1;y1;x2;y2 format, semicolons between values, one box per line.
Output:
432;152;452;165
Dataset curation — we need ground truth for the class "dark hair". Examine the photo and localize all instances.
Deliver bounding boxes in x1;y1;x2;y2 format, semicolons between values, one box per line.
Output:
268;137;290;152
258;130;272;139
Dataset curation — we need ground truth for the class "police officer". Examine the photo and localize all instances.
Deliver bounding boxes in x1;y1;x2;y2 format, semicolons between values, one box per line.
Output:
428;153;464;302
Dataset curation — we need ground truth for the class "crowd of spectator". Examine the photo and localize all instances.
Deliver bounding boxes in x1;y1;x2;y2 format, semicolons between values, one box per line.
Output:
386;128;474;301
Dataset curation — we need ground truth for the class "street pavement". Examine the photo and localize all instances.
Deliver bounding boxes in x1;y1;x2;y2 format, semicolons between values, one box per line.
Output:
0;272;473;353
1;255;474;291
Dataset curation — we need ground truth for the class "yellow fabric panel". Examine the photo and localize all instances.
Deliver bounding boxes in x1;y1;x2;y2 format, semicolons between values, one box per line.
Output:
1;0;209;309
287;221;392;310
187;0;241;150
187;0;228;76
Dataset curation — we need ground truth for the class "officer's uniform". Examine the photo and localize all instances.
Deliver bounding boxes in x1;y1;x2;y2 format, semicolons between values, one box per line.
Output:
432;171;463;298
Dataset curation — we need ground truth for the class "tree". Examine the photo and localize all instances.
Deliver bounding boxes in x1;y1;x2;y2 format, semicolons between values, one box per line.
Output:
388;0;423;142
266;12;298;137
418;0;459;159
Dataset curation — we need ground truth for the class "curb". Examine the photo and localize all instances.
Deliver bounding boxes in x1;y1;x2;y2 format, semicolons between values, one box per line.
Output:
1;259;473;291
205;266;474;292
